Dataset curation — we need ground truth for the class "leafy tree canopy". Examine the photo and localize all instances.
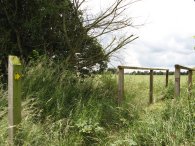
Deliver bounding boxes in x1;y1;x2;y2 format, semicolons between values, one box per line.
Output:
0;0;138;82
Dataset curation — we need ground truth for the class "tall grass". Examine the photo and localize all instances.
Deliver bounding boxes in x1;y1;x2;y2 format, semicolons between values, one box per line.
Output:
0;57;194;145
130;82;195;145
0;83;8;145
1;57;140;145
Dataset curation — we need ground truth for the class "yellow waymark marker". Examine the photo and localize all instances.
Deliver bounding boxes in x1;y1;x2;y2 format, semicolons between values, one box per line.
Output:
14;73;21;80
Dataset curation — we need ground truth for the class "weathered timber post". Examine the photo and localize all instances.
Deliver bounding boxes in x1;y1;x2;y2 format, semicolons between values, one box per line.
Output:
175;65;180;97
165;70;169;87
149;70;154;104
8;55;22;145
188;70;192;95
118;66;124;104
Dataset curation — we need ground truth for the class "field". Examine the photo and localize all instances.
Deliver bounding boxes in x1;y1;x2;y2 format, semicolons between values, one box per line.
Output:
124;75;188;104
0;61;194;146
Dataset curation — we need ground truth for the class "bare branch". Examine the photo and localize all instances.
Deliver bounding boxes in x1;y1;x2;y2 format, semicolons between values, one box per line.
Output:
73;0;86;10
105;35;138;57
76;0;141;67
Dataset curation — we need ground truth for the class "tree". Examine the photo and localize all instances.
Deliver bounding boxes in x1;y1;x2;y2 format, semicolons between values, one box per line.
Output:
0;0;138;82
69;0;139;73
107;68;117;74
82;0;139;54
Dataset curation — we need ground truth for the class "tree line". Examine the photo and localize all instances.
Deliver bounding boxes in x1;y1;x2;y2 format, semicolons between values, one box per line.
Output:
107;68;189;75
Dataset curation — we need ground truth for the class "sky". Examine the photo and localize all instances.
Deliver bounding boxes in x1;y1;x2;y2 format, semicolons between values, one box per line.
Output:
82;0;195;71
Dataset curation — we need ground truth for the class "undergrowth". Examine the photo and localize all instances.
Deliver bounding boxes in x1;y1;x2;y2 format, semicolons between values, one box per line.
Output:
0;57;194;145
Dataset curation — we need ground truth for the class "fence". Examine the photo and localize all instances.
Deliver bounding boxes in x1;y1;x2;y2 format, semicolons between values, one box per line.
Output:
174;64;195;97
118;66;169;104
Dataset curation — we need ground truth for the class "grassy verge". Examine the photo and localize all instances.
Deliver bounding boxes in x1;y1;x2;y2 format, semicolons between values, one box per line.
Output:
0;58;194;145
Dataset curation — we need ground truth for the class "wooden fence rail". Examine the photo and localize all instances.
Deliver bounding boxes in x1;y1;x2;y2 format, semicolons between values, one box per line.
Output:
118;66;169;104
174;64;195;97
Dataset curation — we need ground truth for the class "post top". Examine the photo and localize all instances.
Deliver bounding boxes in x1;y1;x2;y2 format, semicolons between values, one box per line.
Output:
9;55;21;65
175;64;195;71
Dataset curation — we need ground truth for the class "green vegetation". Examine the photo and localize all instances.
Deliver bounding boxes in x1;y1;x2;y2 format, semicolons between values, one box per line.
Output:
0;0;107;78
0;0;137;81
0;1;194;145
0;58;194;145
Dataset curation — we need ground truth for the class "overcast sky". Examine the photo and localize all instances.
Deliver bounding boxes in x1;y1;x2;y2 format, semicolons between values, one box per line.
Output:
83;0;195;70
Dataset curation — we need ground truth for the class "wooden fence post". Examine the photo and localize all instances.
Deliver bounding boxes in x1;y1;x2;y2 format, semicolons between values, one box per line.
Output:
165;70;169;87
175;65;180;97
118;66;124;104
188;70;192;95
149;70;154;104
8;55;22;145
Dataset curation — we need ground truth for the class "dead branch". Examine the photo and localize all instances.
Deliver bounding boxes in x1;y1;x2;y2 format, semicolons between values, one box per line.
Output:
72;0;141;62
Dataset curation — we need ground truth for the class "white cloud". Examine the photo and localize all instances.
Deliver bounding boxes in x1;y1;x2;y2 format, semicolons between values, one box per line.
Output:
82;0;195;69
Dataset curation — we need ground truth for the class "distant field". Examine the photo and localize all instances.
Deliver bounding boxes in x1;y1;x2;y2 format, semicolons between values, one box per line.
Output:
116;75;189;106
